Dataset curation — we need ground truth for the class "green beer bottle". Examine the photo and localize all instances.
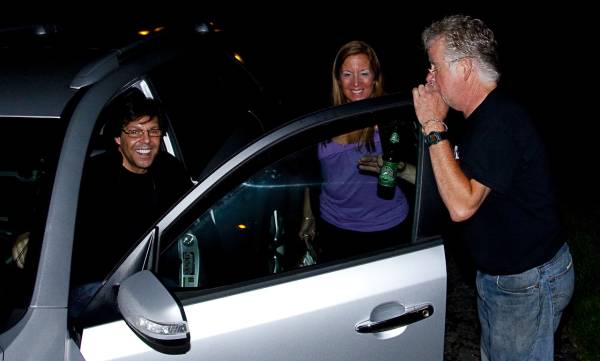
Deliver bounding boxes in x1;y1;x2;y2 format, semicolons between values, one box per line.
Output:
377;123;400;200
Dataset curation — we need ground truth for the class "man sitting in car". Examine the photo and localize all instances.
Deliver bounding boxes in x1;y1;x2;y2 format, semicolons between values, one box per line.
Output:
70;89;193;314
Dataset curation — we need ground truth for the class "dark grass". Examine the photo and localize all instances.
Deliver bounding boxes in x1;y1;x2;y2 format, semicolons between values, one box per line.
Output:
563;202;600;361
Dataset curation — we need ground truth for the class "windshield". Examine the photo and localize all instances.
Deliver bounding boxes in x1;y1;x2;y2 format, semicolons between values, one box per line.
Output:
0;117;66;332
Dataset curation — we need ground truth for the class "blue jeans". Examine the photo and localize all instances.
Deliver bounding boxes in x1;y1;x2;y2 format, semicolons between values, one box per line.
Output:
476;243;574;361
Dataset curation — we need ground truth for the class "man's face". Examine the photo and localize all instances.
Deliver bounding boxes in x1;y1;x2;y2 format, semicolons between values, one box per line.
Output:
427;37;463;111
115;115;161;174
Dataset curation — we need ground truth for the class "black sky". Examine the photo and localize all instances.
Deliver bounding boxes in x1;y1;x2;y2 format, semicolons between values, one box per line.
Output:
1;4;593;203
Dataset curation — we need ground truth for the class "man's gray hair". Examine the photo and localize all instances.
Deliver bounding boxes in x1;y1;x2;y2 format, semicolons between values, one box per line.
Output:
423;14;500;83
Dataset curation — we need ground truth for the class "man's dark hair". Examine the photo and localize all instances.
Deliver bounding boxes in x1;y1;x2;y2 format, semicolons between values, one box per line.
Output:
103;88;164;139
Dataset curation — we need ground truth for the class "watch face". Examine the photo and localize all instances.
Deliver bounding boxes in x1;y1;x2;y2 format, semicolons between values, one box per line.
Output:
426;131;445;145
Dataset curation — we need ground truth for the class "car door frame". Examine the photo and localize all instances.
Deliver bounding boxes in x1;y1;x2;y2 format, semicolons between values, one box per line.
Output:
0;36;191;359
78;93;448;360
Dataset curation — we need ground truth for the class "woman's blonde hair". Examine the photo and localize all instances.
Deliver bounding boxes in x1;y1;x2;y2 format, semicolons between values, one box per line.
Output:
330;40;384;149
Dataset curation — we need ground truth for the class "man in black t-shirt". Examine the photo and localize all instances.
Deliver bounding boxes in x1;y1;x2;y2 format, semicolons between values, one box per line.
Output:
71;89;192;313
412;15;574;360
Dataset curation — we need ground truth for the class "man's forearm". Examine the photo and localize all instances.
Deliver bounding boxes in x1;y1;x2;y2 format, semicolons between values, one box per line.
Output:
429;141;479;221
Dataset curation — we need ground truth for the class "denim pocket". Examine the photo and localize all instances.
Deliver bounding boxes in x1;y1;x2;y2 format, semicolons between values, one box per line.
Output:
496;268;539;294
477;270;541;358
547;246;573;282
547;247;575;327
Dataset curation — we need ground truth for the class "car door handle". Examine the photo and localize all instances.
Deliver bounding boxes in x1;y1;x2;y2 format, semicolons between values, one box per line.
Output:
355;304;434;334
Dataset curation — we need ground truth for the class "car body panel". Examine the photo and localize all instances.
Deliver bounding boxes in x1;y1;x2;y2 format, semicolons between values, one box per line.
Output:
81;245;445;361
0;26;447;361
1;308;67;360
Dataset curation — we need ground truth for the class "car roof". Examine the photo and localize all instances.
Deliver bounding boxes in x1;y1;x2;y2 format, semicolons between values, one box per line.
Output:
0;21;219;118
0;47;114;118
0;23;135;118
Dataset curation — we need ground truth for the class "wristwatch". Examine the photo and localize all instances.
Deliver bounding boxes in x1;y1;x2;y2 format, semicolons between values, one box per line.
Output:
424;131;448;147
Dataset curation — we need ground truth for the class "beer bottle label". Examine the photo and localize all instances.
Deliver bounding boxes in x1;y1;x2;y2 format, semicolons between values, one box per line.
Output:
378;161;398;187
389;131;400;144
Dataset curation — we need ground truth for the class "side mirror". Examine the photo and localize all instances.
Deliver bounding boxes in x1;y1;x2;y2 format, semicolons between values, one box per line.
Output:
117;270;190;354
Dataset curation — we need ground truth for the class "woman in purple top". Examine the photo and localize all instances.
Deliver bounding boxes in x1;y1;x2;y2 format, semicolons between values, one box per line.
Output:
299;40;414;262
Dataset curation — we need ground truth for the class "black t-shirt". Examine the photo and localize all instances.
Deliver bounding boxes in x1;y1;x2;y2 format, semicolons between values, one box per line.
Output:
458;89;563;275
72;151;192;285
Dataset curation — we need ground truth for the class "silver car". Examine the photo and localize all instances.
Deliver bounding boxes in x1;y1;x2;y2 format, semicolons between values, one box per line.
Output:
0;23;447;360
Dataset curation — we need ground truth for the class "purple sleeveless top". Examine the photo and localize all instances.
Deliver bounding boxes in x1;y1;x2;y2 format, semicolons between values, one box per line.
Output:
318;131;409;232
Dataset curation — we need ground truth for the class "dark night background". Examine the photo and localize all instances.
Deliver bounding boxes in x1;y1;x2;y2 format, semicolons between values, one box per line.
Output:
227;5;594;211
1;3;596;358
2;3;594;205
212;4;593;209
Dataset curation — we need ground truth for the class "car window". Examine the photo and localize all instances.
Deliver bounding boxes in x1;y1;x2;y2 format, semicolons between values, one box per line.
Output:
0;117;66;332
156;111;419;293
148;47;266;182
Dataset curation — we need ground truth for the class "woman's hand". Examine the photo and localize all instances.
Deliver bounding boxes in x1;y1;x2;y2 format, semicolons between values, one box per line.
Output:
358;154;383;173
359;155;416;184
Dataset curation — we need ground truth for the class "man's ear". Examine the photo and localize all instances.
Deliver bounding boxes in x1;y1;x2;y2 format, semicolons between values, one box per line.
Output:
461;58;473;81
114;136;121;146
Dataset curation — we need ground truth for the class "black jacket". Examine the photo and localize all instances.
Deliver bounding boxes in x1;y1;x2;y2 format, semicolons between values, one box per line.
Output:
72;150;192;285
